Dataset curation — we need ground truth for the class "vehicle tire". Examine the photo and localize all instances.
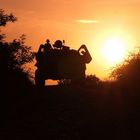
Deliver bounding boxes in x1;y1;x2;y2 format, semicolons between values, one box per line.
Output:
35;69;45;87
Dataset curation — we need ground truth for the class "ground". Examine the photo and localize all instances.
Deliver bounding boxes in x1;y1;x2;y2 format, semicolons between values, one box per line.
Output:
1;84;140;140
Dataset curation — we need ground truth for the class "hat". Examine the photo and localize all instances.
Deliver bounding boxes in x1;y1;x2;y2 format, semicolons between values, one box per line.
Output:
53;40;62;48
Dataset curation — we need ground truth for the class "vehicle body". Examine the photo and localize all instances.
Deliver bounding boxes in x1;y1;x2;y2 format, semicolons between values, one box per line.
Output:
35;44;92;86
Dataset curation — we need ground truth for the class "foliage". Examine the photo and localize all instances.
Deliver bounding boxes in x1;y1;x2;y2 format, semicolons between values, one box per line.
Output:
0;9;34;71
86;74;100;82
0;9;17;26
0;32;5;41
85;74;102;88
110;51;140;85
57;74;101;88
0;9;16;42
0;34;34;70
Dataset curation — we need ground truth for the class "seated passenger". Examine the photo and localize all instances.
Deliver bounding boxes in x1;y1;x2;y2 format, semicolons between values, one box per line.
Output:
53;40;63;49
44;39;52;53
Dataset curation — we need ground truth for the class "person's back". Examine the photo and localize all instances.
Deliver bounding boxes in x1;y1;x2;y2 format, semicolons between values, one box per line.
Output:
43;39;52;54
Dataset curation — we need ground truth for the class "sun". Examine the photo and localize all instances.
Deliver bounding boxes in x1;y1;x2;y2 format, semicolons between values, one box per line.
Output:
102;37;127;65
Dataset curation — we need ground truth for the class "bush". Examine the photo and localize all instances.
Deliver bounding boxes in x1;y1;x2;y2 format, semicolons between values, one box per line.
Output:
0;9;35;92
110;51;140;90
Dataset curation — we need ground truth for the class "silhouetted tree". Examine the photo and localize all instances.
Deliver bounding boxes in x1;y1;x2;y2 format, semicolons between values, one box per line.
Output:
85;74;102;88
0;35;34;70
111;51;140;80
0;9;34;92
0;9;17;26
110;50;140;90
57;74;101;88
0;9;34;71
0;9;16;42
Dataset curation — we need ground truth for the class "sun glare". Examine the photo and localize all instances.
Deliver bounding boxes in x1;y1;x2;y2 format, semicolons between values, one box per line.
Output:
102;37;127;64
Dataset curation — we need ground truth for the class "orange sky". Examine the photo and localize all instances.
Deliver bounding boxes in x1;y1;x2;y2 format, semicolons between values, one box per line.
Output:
1;0;140;79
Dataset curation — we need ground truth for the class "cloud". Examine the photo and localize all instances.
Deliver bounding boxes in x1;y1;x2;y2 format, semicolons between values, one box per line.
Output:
75;19;99;24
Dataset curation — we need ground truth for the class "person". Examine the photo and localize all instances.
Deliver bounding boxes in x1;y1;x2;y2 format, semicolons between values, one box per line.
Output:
78;44;92;64
53;39;70;51
43;39;52;53
37;39;52;54
35;39;52;66
53;40;63;49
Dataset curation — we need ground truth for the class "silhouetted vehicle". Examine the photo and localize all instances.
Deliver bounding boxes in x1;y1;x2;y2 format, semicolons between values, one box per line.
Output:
35;41;92;87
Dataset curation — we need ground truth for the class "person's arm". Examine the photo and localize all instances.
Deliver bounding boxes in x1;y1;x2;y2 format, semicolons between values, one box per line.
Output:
78;44;92;63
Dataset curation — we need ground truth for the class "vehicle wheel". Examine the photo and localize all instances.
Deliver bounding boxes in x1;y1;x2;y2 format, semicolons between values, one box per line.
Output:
35;69;45;87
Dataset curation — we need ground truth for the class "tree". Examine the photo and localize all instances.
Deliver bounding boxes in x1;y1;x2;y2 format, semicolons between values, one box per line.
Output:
0;9;34;71
0;9;17;42
0;35;34;70
0;9;17;26
110;51;140;90
111;52;140;80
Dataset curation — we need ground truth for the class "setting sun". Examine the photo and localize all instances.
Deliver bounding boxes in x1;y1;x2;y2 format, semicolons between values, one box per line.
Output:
102;37;127;64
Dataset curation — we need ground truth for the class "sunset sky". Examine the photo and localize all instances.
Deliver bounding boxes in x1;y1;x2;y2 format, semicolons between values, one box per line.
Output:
1;0;140;79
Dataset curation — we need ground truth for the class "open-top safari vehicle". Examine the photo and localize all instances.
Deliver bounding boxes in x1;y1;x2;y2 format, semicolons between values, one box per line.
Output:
35;40;92;87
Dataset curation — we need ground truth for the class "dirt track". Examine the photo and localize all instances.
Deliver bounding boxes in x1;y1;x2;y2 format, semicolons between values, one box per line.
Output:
1;85;140;140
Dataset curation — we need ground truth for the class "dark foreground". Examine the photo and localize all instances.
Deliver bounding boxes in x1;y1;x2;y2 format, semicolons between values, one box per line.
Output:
1;84;140;140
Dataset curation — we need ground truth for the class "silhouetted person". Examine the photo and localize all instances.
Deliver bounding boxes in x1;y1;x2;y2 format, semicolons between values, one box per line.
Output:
78;44;92;64
44;39;52;52
53;40;70;53
53;40;63;49
35;39;52;67
38;39;52;54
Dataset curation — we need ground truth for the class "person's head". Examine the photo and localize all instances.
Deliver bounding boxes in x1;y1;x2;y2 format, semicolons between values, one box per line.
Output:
46;39;50;43
53;40;63;49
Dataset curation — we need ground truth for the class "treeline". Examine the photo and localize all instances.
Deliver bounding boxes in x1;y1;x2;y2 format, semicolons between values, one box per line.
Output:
0;9;34;94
